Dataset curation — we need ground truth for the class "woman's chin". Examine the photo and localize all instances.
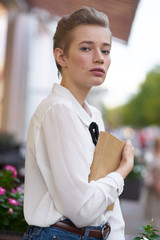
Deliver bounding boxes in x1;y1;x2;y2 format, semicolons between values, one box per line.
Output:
92;77;105;86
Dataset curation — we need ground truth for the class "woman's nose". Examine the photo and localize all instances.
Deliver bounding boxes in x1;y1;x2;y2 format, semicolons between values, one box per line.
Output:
93;50;104;64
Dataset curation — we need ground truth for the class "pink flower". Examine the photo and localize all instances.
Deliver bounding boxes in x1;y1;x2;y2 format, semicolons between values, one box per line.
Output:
11;187;23;194
8;208;14;214
0;186;6;195
4;165;17;178
16;187;23;193
11;189;17;193
8;198;19;206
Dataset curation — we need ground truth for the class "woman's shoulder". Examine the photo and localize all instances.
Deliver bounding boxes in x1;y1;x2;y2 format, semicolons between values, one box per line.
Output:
30;92;73;126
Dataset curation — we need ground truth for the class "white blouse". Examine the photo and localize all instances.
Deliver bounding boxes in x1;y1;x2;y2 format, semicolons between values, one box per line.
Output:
24;83;125;240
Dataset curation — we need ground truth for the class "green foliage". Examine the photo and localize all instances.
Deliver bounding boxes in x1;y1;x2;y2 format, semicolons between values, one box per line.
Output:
0;166;27;232
0;170;19;190
105;65;160;128
104;105;124;129
133;219;160;240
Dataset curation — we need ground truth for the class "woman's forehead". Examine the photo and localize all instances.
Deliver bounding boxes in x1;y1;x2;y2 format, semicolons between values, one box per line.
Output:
71;25;111;45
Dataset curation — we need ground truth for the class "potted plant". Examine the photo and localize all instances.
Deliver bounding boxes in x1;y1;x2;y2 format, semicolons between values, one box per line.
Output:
133;219;160;240
120;154;145;200
0;132;15;153
0;165;27;239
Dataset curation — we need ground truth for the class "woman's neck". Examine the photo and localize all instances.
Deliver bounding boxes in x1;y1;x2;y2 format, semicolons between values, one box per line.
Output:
60;80;91;106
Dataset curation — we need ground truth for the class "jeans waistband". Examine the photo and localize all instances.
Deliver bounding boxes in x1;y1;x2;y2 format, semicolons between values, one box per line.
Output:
26;219;111;239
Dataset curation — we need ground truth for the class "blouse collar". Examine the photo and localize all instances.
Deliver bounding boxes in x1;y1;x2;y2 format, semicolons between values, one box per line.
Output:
52;83;94;127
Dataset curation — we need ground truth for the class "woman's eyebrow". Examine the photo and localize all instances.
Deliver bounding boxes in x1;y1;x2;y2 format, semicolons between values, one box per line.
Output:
79;41;111;47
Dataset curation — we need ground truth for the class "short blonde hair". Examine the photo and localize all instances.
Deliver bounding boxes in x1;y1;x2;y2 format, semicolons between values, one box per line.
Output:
53;6;111;75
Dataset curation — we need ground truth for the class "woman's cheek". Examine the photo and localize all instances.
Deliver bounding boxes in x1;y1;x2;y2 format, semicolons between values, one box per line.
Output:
76;54;90;65
106;57;111;69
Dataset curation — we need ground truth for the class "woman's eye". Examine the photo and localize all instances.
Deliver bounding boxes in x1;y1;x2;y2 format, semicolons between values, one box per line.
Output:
81;47;90;51
102;50;110;55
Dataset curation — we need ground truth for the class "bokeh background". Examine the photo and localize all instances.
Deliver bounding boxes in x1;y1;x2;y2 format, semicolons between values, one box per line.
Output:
0;0;160;238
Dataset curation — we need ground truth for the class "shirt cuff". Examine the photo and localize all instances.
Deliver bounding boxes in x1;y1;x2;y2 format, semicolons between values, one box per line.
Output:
107;172;124;195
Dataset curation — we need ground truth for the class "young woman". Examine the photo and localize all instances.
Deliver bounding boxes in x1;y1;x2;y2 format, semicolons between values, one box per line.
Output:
23;7;134;240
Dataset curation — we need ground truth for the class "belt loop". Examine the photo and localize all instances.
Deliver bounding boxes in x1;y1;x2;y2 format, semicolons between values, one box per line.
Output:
83;227;90;239
27;225;34;235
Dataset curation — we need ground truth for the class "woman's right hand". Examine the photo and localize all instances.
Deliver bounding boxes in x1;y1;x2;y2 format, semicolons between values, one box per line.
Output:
116;139;134;179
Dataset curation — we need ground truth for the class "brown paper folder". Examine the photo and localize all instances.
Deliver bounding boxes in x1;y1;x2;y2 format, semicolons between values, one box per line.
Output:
89;131;125;210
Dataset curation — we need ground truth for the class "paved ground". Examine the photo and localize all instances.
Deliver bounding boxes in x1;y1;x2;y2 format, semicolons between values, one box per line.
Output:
120;187;148;239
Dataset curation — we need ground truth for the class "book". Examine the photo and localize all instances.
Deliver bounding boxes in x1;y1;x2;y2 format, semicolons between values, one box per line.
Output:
89;131;125;210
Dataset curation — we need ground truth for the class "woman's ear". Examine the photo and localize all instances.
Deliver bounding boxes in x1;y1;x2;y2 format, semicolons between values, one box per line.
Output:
54;48;67;68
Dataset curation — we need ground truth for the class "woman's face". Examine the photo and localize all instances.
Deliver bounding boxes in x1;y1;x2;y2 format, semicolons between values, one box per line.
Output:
62;24;111;90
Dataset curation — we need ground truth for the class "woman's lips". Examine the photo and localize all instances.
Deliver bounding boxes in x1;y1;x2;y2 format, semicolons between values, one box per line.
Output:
90;68;105;76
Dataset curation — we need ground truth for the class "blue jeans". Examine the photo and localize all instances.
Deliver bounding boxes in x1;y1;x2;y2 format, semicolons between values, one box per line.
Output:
23;220;110;240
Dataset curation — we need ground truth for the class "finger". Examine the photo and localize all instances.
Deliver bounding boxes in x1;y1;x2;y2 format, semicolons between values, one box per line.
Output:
125;139;134;149
125;139;132;145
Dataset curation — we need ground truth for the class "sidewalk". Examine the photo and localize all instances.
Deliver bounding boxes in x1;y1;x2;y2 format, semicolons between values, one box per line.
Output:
120;188;148;239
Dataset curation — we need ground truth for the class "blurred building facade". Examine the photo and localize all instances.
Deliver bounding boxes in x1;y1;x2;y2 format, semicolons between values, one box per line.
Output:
0;0;139;143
